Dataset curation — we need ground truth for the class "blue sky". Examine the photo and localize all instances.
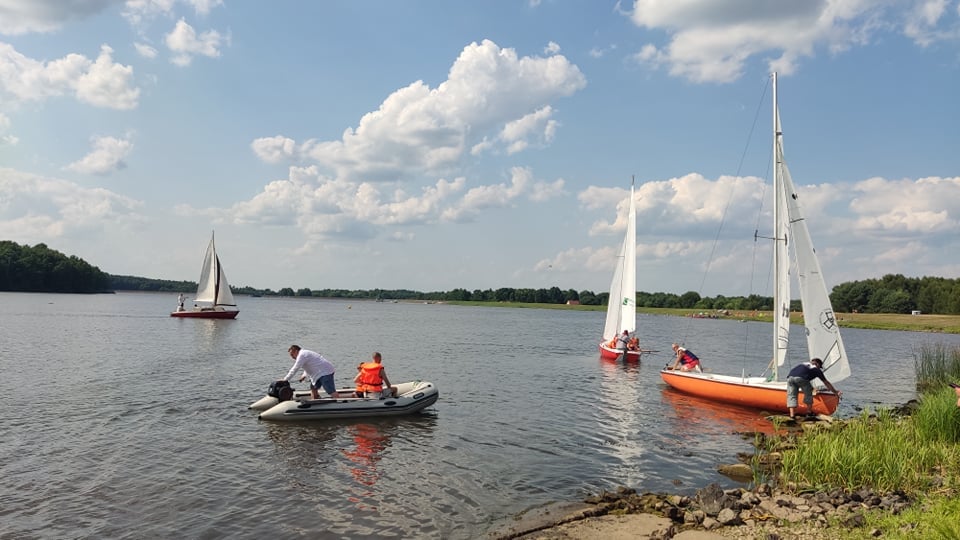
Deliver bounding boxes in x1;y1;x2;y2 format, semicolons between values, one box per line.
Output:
1;0;958;297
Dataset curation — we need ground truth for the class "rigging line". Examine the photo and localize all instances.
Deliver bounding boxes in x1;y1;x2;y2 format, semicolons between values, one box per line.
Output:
748;78;777;378
677;77;771;349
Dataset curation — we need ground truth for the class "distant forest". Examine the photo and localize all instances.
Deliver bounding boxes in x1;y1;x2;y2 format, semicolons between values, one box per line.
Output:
0;241;111;293
2;241;959;314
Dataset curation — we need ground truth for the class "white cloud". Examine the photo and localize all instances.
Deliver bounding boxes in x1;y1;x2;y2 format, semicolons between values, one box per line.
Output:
251;135;298;164
184;0;223;16
0;167;144;240
903;0;957;46
0;113;16;145
65;134;134;175
850;176;960;234
626;0;885;83
299;39;586;182
134;42;158;58
579;173;764;237
122;0;177;27
165;18;227;66
0;0;116;35
212;39;586;247
441;167;564;222
544;41;561;54
0;43;140;109
500;106;558;155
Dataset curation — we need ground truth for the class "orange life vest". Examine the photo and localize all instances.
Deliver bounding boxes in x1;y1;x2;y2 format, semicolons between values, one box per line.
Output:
357;362;384;393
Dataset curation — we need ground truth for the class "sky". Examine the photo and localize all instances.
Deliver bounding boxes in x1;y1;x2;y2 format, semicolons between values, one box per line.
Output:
1;0;959;297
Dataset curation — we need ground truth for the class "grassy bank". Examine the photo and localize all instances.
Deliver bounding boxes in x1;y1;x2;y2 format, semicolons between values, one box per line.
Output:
756;344;960;538
440;301;960;334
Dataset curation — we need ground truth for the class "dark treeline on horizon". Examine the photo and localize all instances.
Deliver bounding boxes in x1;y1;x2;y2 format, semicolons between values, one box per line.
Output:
93;274;960;316
3;241;960;315
0;241;111;293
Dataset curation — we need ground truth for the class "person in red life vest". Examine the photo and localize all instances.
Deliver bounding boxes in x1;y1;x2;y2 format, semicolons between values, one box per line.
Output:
786;357;841;419
669;343;701;372
353;352;397;399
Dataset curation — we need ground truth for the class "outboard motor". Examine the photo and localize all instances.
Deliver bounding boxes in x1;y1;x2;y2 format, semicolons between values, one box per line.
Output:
267;380;294;402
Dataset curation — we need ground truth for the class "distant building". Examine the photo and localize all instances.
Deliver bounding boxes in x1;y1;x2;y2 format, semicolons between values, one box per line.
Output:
566;300;580;305
912;310;922;315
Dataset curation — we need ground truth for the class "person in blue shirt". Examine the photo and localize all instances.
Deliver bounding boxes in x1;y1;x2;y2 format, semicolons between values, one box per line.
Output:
786;358;841;419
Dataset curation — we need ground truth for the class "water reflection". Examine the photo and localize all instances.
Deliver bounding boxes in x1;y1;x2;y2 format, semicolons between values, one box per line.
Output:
659;387;775;439
592;358;648;487
343;423;390;484
190;318;234;356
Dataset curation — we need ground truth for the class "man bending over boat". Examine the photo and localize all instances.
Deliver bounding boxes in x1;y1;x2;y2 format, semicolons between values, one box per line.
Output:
354;352;397;399
281;345;339;400
786;358;841;419
668;343;701;372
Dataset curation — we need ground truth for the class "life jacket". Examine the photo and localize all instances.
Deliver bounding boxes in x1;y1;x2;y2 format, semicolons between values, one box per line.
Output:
357;362;384;393
681;350;699;365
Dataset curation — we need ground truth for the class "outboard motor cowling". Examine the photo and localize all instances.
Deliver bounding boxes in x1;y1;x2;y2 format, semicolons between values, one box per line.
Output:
267;380;293;402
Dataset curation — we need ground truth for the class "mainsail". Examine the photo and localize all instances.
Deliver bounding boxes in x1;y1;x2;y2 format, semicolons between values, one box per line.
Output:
193;233;236;308
601;182;637;341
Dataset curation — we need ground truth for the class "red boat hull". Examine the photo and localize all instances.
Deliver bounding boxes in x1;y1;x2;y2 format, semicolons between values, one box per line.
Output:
659;369;839;415
170;309;239;319
598;343;642;362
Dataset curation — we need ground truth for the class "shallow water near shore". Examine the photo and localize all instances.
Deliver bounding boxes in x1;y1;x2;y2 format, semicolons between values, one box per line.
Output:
3;291;959;539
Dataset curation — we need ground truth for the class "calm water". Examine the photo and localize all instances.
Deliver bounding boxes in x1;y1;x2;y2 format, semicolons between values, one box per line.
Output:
3;292;959;539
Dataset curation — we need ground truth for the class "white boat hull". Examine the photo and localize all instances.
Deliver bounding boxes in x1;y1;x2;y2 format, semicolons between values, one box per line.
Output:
255;381;439;421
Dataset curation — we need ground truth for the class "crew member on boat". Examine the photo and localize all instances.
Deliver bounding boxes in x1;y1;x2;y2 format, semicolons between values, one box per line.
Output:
354;352;396;399
281;345;339;399
786;358;841;419
669;343;701;372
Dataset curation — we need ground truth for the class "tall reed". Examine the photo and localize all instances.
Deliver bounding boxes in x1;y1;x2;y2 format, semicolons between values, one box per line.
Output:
914;342;960;391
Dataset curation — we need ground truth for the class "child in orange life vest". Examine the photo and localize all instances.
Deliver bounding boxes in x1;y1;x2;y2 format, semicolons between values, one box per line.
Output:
354;352;397;399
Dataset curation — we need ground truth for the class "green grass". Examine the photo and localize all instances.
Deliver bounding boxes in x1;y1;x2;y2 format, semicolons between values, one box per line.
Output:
767;344;960;538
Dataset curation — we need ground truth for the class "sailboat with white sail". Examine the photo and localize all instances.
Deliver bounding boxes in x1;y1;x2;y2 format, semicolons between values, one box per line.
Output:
660;73;850;415
171;232;239;319
598;180;641;361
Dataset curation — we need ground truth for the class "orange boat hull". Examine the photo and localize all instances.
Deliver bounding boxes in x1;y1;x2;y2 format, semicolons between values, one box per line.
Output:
598;343;642;362
659;369;839;415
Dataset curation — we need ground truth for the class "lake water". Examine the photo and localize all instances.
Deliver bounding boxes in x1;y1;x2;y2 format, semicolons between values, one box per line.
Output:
3;292;959;539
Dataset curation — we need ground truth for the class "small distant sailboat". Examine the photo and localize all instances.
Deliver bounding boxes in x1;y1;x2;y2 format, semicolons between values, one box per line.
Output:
598;179;641;361
171;232;239;319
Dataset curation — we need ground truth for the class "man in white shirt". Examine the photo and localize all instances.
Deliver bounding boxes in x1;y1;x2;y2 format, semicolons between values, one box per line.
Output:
282;344;339;399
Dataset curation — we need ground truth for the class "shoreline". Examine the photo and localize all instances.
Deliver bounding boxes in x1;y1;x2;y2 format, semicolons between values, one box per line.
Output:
490;405;937;540
439;301;960;334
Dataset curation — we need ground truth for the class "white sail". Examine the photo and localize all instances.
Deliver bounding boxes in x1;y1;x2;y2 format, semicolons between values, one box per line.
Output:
602;183;637;340
780;148;851;383
193;232;237;307
774;74;851;383
772;86;791;376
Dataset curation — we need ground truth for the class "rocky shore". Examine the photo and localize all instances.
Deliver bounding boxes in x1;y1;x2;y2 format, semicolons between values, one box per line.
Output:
491;483;912;539
491;410;927;540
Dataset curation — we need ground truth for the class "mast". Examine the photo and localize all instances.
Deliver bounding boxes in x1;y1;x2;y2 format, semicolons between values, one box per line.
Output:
772;72;789;380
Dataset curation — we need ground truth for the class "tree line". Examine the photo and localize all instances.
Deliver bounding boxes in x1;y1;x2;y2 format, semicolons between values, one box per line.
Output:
0;241;111;293
2;241;958;314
